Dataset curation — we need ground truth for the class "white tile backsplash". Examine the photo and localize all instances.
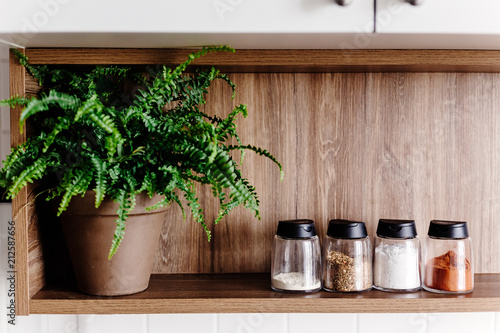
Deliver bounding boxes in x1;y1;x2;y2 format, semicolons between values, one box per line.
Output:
218;313;287;333
149;314;216;333
427;312;495;333
7;314;48;333
289;313;357;333
78;314;147;333
48;315;78;333
358;313;429;333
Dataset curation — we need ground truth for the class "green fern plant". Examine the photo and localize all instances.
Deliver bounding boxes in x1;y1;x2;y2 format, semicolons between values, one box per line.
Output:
0;46;283;259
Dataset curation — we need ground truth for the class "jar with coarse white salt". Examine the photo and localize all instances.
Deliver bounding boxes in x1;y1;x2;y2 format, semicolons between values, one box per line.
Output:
373;219;421;292
271;219;322;293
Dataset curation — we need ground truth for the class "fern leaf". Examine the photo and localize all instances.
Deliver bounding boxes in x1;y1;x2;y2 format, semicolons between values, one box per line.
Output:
91;156;107;207
74;94;102;121
57;168;94;216
1;141;32;174
42;116;72;153
19;90;81;133
170;46;235;79
12;49;49;86
214;199;240;225
86;111;122;157
108;190;135;260
0;95;31;108
5;156;54;198
179;179;209;239
228;144;284;181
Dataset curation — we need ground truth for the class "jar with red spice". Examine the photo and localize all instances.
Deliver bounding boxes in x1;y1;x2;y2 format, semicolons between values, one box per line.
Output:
423;220;474;294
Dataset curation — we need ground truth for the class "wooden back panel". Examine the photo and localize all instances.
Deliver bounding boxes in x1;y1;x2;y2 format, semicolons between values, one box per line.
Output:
11;49;500;314
155;71;500;274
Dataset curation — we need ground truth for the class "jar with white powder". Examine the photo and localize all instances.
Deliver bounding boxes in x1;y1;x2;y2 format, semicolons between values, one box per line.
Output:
373;219;421;292
271;219;322;293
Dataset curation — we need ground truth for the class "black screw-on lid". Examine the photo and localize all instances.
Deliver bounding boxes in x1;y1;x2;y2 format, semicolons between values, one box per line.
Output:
276;219;317;238
376;219;417;238
428;220;469;239
327;219;368;239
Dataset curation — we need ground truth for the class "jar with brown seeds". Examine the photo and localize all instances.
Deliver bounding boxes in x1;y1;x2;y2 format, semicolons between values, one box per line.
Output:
322;219;372;292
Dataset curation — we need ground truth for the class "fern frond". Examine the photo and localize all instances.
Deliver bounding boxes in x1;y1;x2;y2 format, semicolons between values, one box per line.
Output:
86;111;122;157
74;94;102;121
56;167;94;216
19;90;81;132
108;190;136;260
216;73;237;100
5;155;54;198
42;116;72;153
179;178;209;239
1;141;34;174
214;199;240;225
228;144;284;181
170;46;235;78
12;49;49;86
91;156;107;207
0;95;31;108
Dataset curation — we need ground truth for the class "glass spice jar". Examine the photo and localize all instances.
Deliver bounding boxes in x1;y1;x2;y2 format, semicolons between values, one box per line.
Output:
373;219;421;292
271;219;322;293
322;219;372;292
423;220;474;294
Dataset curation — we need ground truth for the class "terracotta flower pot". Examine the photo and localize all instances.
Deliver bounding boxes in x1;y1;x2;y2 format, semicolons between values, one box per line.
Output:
60;191;167;296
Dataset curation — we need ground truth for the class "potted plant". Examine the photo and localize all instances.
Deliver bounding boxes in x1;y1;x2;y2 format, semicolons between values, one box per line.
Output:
0;46;283;295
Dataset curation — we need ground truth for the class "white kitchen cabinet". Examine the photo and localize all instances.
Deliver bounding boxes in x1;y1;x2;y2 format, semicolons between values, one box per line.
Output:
0;0;374;48
369;0;500;49
376;0;500;34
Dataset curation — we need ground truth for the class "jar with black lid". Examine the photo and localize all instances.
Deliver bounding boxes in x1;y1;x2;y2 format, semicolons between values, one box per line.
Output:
423;220;473;294
271;219;321;293
322;219;372;292
373;219;421;292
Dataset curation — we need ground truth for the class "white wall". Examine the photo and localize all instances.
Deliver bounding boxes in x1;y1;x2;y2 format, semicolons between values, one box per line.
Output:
1;44;500;333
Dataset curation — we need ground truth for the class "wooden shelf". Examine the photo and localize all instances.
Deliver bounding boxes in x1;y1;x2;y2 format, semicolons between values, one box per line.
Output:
22;49;500;73
11;48;500;315
29;273;500;314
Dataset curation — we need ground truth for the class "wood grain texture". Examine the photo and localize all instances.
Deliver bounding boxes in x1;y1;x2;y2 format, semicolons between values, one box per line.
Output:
364;73;500;273
20;68;500;276
152;71;500;275
151;73;295;274
29;273;500;314
9;49;30;316
22;49;500;72
12;48;500;314
9;50;48;316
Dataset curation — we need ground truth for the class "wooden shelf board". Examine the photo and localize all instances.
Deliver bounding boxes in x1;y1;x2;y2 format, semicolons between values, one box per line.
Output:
29;273;500;314
22;49;500;73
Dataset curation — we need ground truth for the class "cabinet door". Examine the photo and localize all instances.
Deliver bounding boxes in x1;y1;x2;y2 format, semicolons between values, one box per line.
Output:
0;0;374;48
376;0;500;34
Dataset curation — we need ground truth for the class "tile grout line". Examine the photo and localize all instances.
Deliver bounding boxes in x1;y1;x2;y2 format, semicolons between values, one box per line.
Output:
214;313;219;333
